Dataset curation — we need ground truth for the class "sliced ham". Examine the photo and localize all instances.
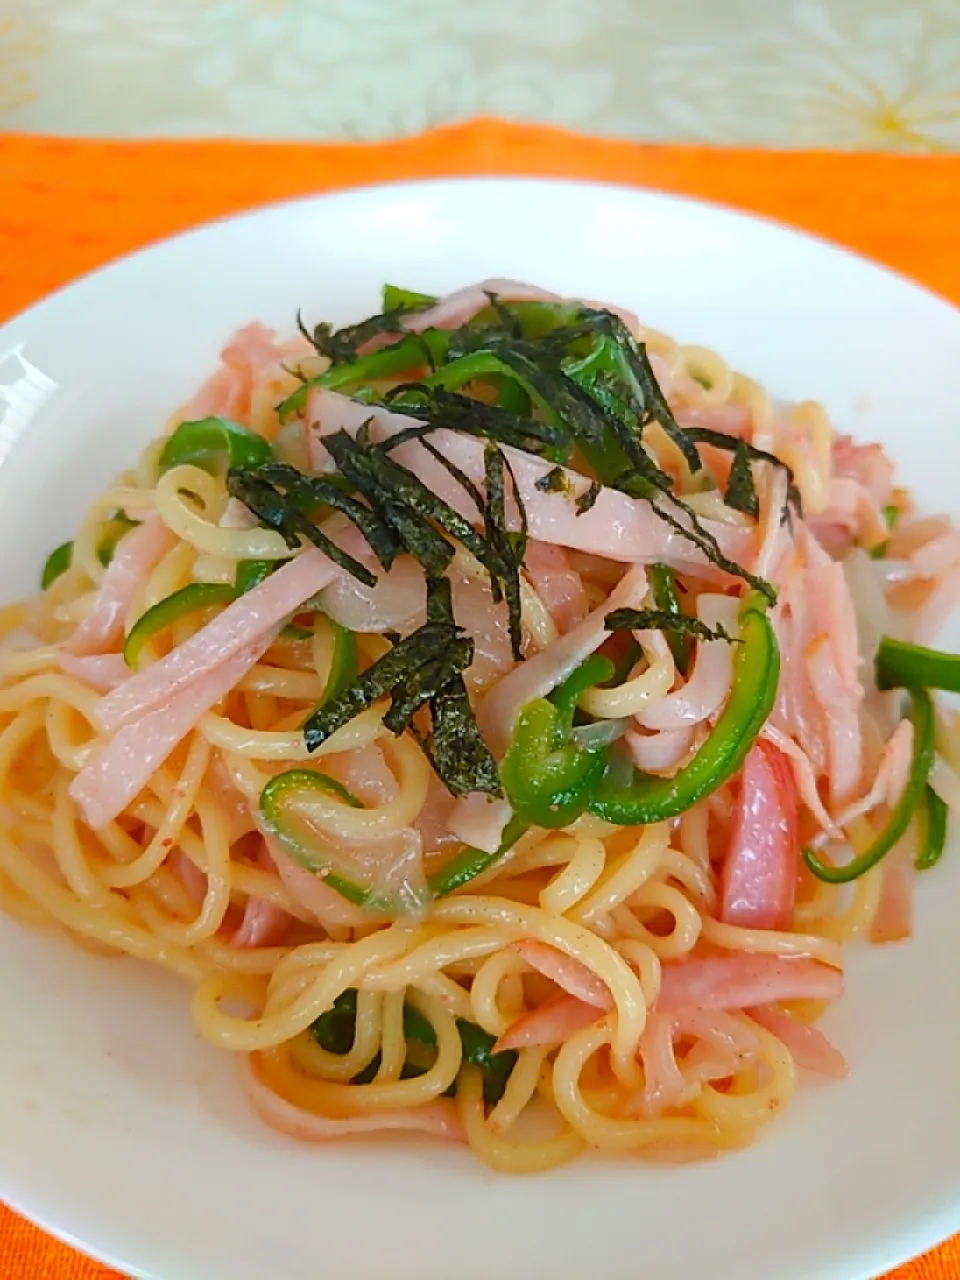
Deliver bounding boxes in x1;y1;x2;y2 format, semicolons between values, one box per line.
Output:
399;278;639;335
69;633;276;830
720;739;799;932
58;651;130;693
306;390;753;575
747;1004;848;1078
95;549;339;734
513;939;613;1010
522;540;589;633
496;994;603;1053
243;1057;464;1143
63;516;176;657
477;562;648;753
634;595;739;731
830;719;913;831
233;842;293;949
447;793;513;855
656;954;843;1015
869;843;915;944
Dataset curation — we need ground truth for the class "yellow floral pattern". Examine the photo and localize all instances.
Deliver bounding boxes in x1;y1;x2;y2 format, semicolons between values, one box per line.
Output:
1;0;958;150
0;11;46;114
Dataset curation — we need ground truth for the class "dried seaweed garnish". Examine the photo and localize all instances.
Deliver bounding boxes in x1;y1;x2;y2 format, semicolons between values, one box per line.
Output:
424;575;502;797
605;608;737;644
382;639;475;734
419;436;486;516
576;480;602;514
383;385;566;457
247;461;401;570
483;444;524;660
535;466;569;494
321;430;456;577
226;469;378;587
678;426;801;516
302;621;457;750
298;307;412;366
724;440;760;519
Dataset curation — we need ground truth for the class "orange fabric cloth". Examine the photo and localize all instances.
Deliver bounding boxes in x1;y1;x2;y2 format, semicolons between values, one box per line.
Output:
0;119;958;1279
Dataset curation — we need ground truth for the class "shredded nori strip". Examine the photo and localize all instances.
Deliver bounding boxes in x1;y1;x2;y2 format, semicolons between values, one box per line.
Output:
226;470;378;587
244;461;401;569
605;607;737;644
302;621;458;750
423;576;502;797
576;480;602;514
535;466;569;494
724;440;760;519
383;385;566;456
483;444;524;660
679;426;801;516
321;430;456;577
298;306;413;366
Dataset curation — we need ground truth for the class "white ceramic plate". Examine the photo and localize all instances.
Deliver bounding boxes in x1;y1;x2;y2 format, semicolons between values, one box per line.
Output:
1;179;959;1280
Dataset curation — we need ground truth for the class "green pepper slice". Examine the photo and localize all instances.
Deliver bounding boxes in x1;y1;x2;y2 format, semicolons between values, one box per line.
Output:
916;784;948;872
500;656;615;830
648;562;691;675
41;541;73;589
587;592;779;825
875;636;960;693
123;582;238;670
158;417;273;476
803;687;935;883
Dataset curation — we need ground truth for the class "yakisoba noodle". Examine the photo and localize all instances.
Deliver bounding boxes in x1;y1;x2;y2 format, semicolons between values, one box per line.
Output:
1;278;958;1170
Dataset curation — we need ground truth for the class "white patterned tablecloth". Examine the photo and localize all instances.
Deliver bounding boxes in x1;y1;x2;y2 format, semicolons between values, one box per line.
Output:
1;0;958;149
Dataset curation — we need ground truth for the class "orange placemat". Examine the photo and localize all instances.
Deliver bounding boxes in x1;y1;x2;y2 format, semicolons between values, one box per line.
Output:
0;118;958;1280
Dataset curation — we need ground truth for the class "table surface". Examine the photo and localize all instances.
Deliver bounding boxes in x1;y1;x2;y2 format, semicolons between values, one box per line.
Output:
0;120;959;1279
2;0;960;149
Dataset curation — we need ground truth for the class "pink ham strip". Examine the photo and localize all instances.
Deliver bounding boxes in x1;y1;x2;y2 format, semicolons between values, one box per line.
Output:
496;995;603;1053
95;548;339;734
58;651;130;693
513;939;613;1010
400;278;639;335
63;516;176;657
720;738;799;932
69;633;276;830
307;390;752;574
447;793;513;855
760;725;839;838
477;562;648;752
243;1057;464;1143
634;595;738;731
656;954;843;1016
522;540;589;632
233;842;293;949
747;1005;848;1078
830;719;913;831
807;635;863;808
869;844;915;944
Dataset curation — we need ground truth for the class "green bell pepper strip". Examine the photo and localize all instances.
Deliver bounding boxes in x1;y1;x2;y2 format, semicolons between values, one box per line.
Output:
277;330;452;421
318;618;358;706
587;592;779;825
41;541;73;589
382;285;437;312
97;512;139;567
158;417;273;476
500;656;615;829
803;687;935;884
425;815;529;899
916;784;948;871
257;768;397;911
123;582;238;670
875;636;960;693
122;559;303;669
649;562;691;676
